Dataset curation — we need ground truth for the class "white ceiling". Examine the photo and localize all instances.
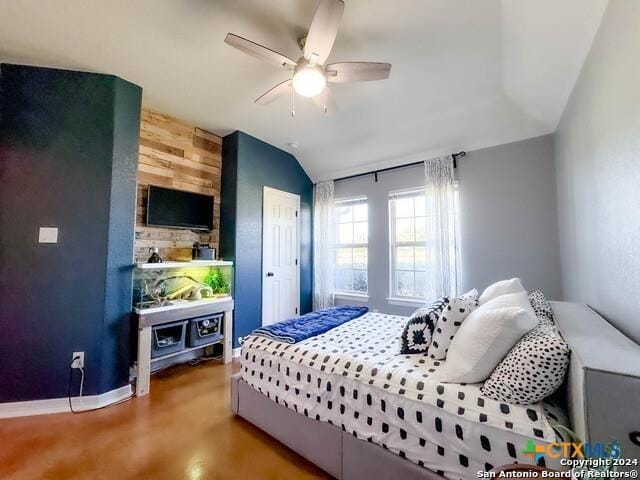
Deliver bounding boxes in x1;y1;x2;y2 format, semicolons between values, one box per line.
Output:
0;0;607;181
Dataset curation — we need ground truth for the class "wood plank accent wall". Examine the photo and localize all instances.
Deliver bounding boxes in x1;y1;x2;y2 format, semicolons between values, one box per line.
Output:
135;108;222;262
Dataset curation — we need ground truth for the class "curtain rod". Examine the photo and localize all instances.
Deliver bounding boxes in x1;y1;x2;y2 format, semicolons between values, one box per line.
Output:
333;151;467;183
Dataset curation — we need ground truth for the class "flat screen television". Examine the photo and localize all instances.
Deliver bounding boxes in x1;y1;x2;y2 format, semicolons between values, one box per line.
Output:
146;185;214;231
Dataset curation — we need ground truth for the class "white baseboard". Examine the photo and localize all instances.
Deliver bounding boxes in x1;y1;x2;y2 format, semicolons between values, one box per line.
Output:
233;347;241;358
0;384;133;419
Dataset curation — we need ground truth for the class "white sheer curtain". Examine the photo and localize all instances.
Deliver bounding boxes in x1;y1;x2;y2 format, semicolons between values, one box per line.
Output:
425;155;459;299
313;181;335;310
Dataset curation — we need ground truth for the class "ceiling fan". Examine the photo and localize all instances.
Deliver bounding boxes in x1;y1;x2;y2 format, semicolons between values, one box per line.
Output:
224;0;391;115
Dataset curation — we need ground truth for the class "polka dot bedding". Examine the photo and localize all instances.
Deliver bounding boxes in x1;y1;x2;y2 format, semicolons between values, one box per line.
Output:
241;312;569;479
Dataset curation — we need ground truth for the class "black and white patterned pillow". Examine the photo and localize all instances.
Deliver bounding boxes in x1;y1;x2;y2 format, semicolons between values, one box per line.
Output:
428;292;479;360
529;290;554;327
481;324;570;405
399;297;449;354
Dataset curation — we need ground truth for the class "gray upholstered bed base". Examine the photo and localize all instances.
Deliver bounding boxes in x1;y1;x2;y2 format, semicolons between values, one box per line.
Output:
550;302;640;460
231;374;445;479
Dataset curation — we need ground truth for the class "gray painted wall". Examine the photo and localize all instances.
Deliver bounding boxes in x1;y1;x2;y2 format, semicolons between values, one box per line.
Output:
335;134;562;316
554;0;640;344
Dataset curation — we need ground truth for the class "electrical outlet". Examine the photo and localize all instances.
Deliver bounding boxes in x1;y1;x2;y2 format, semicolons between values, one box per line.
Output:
71;352;84;369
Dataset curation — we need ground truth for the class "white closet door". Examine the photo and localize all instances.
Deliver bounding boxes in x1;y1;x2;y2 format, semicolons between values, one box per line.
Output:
262;187;300;326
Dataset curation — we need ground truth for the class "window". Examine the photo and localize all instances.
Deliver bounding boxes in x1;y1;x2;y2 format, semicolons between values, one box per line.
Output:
334;197;368;294
389;187;459;299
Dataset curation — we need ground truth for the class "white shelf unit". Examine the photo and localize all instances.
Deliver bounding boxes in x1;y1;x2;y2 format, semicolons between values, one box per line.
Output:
150;336;224;363
132;257;235;397
133;296;232;315
135;260;233;269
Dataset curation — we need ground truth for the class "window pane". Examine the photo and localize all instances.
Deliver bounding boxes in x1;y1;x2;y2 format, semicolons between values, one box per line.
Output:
353;247;367;269
353;270;368;293
395;218;414;242
415;218;426;242
395;196;414;218
353;221;367;243
337;205;353;223
396;246;414;270
338;223;353;244
414;271;427;298
395;271;414;297
414;195;426;217
336;269;353;291
336;247;352;267
334;197;368;294
414;246;427;270
353;203;368;222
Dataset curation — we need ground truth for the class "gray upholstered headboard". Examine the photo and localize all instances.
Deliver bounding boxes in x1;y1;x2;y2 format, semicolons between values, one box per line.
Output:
551;301;640;459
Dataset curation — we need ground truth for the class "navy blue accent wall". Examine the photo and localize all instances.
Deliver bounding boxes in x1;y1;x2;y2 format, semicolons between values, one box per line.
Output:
99;78;143;393
0;64;141;402
220;131;313;347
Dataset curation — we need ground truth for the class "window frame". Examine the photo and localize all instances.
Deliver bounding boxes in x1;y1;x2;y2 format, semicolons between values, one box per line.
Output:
333;195;369;297
388;188;428;301
387;184;460;301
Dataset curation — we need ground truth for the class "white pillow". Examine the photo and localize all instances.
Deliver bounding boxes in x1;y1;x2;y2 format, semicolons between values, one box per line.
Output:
479;278;525;304
439;292;537;383
482;290;536;317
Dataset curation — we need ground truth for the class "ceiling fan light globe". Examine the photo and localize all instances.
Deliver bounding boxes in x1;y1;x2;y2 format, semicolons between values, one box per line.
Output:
292;65;326;97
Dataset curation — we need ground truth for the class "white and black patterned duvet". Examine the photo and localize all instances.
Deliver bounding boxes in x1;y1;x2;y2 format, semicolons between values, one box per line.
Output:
241;312;568;479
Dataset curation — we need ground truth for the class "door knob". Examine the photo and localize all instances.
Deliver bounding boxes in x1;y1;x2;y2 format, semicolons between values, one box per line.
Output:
266;272;274;277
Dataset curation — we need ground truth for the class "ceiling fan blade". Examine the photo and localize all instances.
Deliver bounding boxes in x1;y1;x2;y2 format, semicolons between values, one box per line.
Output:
312;87;337;114
225;33;296;69
326;62;392;83
254;80;292;105
304;0;345;65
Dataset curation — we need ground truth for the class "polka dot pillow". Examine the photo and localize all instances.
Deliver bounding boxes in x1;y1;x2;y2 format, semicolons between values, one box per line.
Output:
528;290;554;327
428;290;479;360
399;297;449;354
481;324;570;405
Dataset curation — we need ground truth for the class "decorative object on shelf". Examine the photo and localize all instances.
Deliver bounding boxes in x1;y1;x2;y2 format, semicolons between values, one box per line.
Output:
159;276;213;301
144;280;171;308
141;275;214;309
147;247;163;263
204;267;231;296
192;242;216;261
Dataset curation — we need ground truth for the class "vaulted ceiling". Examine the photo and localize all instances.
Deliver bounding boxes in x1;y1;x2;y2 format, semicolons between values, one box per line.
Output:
0;0;608;181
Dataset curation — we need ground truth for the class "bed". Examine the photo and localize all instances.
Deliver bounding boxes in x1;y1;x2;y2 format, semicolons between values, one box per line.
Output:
231;302;640;479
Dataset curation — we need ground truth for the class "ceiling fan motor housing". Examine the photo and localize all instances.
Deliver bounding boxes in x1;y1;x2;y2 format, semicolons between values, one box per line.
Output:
292;60;326;97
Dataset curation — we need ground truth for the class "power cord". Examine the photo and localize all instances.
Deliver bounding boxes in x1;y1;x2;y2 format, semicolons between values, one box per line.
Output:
68;356;83;414
67;356;135;414
189;354;223;365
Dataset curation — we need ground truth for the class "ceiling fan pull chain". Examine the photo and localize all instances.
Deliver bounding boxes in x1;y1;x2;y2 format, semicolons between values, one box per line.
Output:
291;87;296;118
323;87;328;114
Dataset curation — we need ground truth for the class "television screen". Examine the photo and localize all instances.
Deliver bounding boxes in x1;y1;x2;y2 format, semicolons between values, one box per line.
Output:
146;185;214;231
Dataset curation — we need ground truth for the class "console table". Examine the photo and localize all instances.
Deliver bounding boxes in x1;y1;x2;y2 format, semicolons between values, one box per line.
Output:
133;297;234;396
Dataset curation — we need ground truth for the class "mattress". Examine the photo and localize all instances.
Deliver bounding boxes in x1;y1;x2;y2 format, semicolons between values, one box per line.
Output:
241;312;568;479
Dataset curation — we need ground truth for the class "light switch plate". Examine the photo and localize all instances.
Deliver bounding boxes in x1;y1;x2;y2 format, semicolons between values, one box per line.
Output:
38;227;58;244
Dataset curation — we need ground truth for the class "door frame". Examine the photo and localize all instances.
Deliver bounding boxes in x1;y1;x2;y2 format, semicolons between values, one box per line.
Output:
261;186;301;326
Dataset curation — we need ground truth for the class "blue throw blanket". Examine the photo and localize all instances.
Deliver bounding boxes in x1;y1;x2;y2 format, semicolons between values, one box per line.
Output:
251;305;369;344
